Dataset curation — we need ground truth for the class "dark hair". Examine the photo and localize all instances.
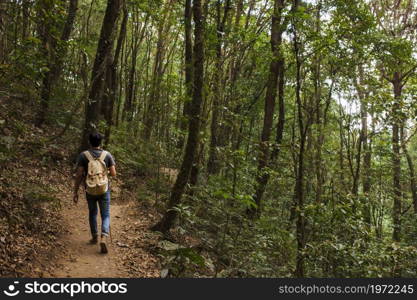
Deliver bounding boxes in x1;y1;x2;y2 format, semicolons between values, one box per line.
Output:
89;132;103;147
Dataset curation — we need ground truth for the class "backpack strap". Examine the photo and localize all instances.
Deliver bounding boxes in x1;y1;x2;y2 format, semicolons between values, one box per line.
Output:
98;150;107;162
83;150;94;162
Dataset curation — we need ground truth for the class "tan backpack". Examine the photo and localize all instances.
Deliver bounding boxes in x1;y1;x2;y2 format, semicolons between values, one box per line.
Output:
83;150;109;195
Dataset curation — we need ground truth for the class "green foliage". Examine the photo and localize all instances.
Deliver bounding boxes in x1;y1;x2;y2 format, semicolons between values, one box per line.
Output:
157;240;206;277
107;125;161;177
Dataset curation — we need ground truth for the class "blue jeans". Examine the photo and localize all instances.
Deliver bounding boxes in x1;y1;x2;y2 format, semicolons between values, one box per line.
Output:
86;190;110;237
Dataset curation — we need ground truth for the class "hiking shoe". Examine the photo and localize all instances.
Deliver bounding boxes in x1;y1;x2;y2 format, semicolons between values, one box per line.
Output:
100;235;108;254
89;235;98;244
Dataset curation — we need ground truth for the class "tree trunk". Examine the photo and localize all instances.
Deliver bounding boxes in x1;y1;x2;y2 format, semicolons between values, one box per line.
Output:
0;0;6;63
247;0;286;218
151;0;205;234
177;0;193;149
292;0;307;278
142;0;174;141
35;0;54;125
312;1;325;204
354;66;372;224
187;141;205;198
400;127;417;214
21;0;31;41
391;72;402;242
207;0;231;175
80;0;121;151
37;0;79;126
123;20;138;123
104;1;128;146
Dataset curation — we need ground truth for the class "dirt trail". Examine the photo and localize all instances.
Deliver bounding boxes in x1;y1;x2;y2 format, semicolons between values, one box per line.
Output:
38;167;179;278
45;176;162;278
50;191;128;277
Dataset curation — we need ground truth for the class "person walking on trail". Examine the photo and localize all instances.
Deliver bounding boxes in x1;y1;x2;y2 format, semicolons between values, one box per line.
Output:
73;132;116;254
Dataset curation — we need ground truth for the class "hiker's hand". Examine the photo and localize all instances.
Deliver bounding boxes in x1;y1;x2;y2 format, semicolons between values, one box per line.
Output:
73;193;79;204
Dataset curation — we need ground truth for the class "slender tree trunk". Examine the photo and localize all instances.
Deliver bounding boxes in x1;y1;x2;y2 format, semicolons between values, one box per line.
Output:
355;66;372;224
177;0;193;149
61;0;78;42
352;73;365;197
391;72;402;242
292;0;308;278
207;0;231;175
37;0;79;126
247;0;286;218
104;1;128;146
0;0;6;63
142;0;174;141
123;21;139;122
187;141;205;198
21;0;31;41
151;0;205;234
400;126;417;214
352;134;363;196
80;0;121;151
362;125;372;223
122;10;148;123
216;0;246;155
115;20;127;128
35;0;54;124
312;1;325;203
271;57;285;162
139;34;152;127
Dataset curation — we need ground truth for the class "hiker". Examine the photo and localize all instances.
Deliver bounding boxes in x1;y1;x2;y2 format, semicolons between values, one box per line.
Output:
73;132;116;254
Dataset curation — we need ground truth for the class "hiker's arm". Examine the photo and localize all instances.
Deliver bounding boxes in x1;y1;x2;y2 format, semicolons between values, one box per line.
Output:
109;165;116;177
73;166;84;203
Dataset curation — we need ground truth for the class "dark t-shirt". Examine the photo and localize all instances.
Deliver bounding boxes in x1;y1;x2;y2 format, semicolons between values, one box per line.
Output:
76;149;116;191
76;149;116;172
